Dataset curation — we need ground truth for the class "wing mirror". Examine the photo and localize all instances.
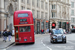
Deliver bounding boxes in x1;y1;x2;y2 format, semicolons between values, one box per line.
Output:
64;32;66;34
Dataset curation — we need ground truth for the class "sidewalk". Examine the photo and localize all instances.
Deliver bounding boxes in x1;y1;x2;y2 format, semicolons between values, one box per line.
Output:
0;36;15;49
0;33;48;49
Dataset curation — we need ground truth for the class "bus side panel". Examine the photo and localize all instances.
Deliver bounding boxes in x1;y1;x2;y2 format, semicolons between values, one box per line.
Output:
31;25;35;42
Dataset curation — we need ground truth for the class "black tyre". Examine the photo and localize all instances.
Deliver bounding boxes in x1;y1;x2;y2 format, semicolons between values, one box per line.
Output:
32;42;35;44
50;41;52;43
63;40;66;43
64;40;66;43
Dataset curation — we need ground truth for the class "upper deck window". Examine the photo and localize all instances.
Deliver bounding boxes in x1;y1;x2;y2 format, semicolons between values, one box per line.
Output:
18;13;28;17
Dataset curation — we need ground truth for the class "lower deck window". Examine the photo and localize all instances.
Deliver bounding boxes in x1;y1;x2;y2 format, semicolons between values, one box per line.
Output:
20;26;30;32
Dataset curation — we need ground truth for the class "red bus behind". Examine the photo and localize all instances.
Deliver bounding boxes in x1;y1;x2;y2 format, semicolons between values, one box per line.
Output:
13;10;35;44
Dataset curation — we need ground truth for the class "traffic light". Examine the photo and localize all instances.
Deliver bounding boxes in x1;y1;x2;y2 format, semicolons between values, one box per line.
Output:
52;23;56;28
66;22;69;24
52;23;55;27
49;21;50;29
48;21;50;33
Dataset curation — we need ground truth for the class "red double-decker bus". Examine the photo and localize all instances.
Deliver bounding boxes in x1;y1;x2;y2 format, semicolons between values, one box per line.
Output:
13;10;35;44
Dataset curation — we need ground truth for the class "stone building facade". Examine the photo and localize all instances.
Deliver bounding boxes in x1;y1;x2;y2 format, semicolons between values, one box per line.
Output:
71;0;75;28
0;0;49;34
0;0;71;34
49;0;71;30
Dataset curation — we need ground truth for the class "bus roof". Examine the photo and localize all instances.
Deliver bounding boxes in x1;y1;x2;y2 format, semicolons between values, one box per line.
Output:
14;10;32;13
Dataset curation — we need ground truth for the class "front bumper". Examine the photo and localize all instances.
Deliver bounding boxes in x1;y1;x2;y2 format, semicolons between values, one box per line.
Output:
51;38;66;42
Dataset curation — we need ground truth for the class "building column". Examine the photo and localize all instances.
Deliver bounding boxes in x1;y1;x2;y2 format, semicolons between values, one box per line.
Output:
35;19;37;34
18;0;21;10
0;19;4;32
0;0;5;32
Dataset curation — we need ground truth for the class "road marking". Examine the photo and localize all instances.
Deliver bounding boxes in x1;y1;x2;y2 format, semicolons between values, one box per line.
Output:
41;40;52;50
67;40;75;44
0;49;6;50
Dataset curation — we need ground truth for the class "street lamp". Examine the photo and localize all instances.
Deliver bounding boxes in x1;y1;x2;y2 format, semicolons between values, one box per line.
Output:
49;2;51;33
45;0;50;33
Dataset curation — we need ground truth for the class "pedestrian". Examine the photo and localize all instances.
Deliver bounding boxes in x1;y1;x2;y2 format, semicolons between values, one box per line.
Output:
12;29;14;36
7;30;12;41
41;29;44;34
69;28;71;34
45;29;47;34
3;29;8;42
66;29;69;34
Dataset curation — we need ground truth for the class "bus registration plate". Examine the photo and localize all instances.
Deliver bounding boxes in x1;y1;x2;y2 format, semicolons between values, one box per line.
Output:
24;39;27;41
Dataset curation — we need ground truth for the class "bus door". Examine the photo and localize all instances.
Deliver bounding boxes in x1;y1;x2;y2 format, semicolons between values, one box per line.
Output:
15;27;19;43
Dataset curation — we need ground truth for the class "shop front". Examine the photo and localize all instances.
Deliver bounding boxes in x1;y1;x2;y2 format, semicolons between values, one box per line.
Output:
41;20;44;34
59;22;70;30
37;20;40;34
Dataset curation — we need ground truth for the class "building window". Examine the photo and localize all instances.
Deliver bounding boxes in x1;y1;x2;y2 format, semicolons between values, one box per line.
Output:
27;0;30;4
41;22;44;29
52;4;56;9
41;1;44;9
32;0;35;6
71;2;74;8
45;3;48;10
21;6;25;10
27;8;30;10
52;12;56;18
71;10;74;16
41;12;44;19
21;0;25;3
21;6;23;10
37;11;40;18
32;10;35;18
68;0;69;3
71;18;74;23
46;22;48;29
4;0;6;9
37;0;40;7
45;13;47;19
21;0;23;3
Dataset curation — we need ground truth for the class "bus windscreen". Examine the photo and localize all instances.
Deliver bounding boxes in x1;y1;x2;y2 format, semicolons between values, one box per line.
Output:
18;13;28;17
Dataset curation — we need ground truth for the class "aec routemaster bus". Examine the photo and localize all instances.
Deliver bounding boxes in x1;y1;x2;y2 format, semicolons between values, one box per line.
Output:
13;10;35;44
